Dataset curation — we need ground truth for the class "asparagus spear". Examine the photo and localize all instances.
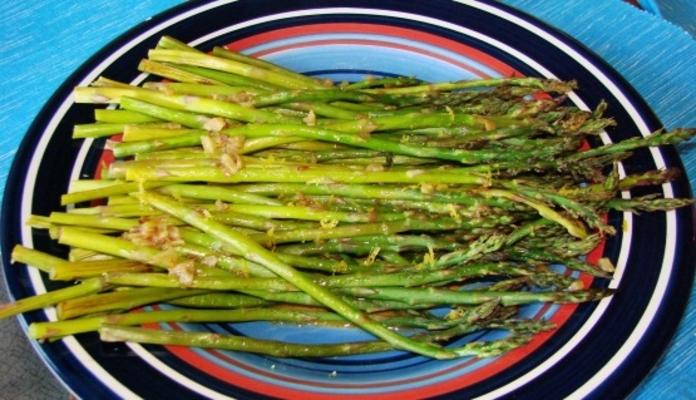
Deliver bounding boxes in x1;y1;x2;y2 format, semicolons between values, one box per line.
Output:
98;318;550;358
31;306;346;339
57;287;207;320
0;278;107;319
337;286;612;306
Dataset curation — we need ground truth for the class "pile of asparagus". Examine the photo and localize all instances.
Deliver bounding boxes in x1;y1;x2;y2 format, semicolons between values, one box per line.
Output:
4;36;694;360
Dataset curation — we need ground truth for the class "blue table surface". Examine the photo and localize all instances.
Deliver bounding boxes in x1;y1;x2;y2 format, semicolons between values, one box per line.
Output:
0;1;693;399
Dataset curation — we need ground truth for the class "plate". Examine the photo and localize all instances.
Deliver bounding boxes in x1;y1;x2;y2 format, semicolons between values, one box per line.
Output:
1;1;693;399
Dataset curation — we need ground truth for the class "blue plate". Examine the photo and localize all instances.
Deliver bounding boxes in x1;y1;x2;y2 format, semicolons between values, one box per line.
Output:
1;1;693;399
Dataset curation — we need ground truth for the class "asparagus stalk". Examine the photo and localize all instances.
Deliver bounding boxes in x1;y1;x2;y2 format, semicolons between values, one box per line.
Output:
0;278;106;319
156;36;201;52
344;76;422;90
158;184;281;206
143;81;263;98
49;258;151;280
211;204;407;223
222;124;543;164
73;86;299;124
121;125;197;142
138;59;229;85
11;245;65;273
102;262;528;292
361;77;575;95
94;109;160;123
169;293;269;308
99;321;544;358
61;181;168;205
48;212;138;231
211;46;312;80
119;97;220;130
147;49;325;90
72;123;128;139
31;306;347;339
565;129;695;162
233;182;517;209
58;287;207;320
124;163;491;185
173;64;281;91
603;196;694;212
338;286;612;306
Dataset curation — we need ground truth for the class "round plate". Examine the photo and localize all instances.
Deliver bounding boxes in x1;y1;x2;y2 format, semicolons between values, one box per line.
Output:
1;1;693;399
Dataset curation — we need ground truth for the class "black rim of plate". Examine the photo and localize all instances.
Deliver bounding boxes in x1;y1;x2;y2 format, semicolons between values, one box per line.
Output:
1;1;693;399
